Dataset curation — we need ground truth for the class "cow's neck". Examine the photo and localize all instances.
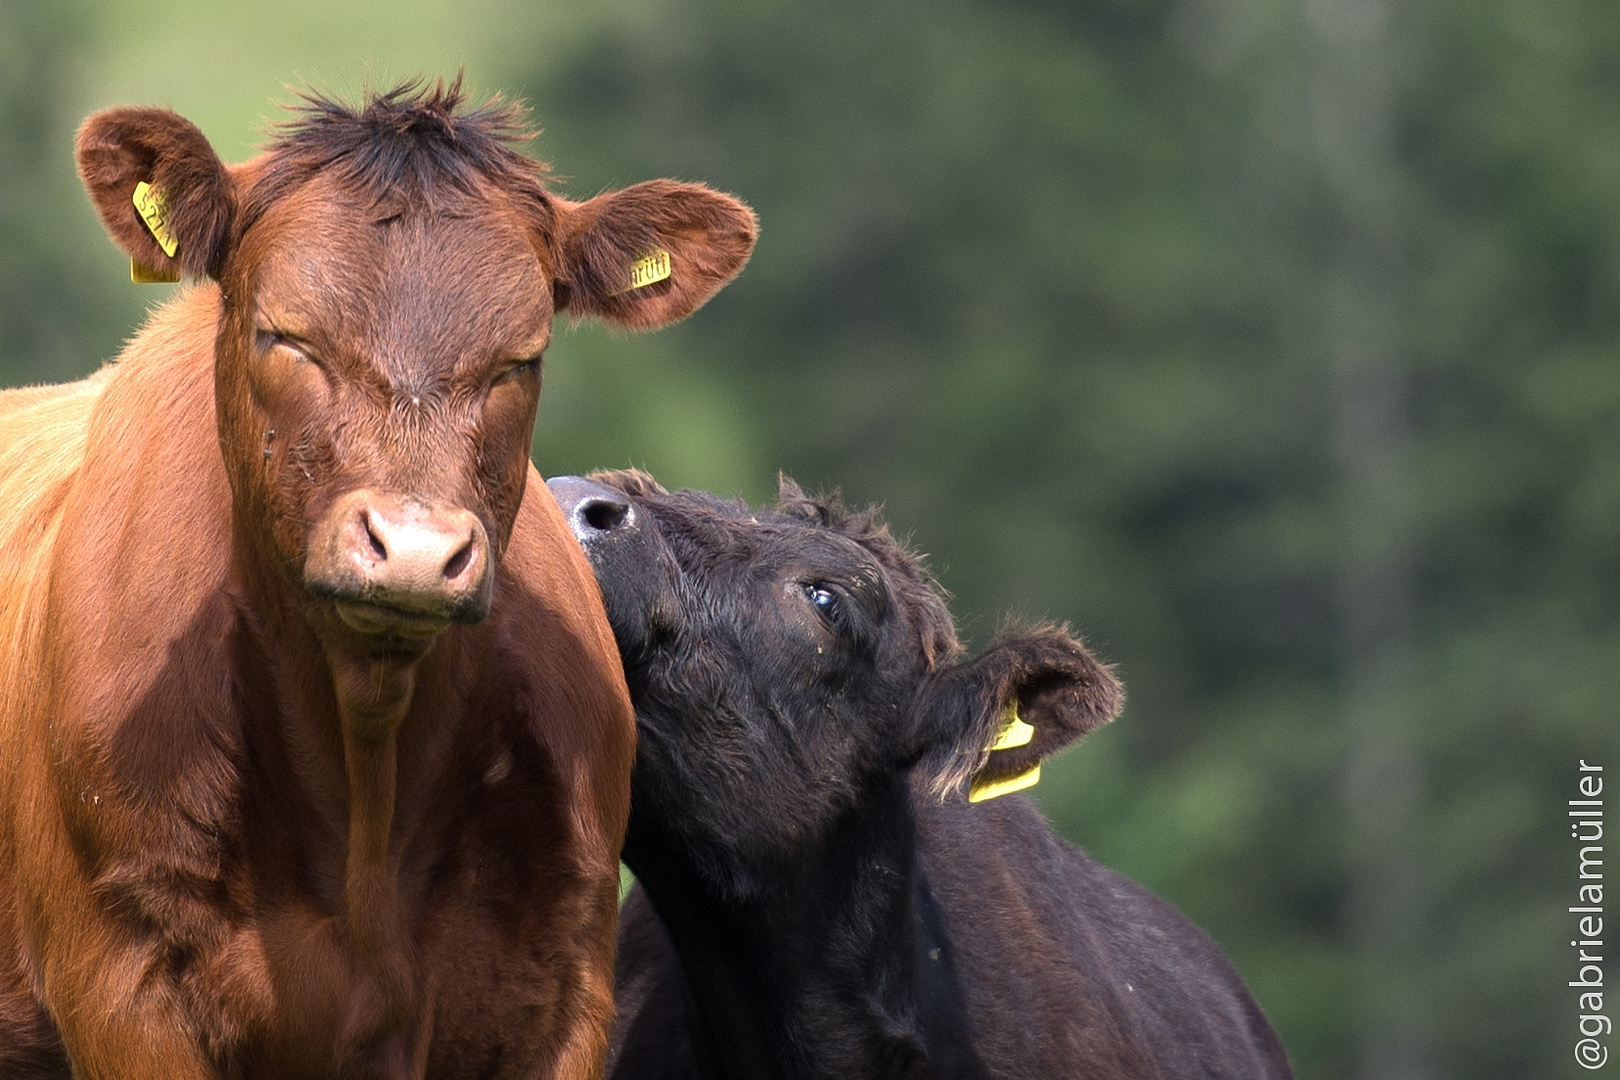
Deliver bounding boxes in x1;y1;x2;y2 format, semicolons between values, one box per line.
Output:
328;650;418;1040
626;776;990;1080
234;552;442;1045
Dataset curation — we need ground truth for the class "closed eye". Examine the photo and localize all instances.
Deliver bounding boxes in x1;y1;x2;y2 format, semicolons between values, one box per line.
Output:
255;327;317;365
497;354;542;386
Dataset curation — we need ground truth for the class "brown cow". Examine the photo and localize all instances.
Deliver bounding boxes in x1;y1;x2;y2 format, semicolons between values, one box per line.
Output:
0;80;755;1079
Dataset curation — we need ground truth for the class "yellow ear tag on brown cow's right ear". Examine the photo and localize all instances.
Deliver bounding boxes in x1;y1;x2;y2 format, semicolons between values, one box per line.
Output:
133;181;179;257
624;249;672;292
131;181;180;285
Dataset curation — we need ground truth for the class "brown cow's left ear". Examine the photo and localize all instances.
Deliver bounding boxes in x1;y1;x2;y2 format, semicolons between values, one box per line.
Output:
552;179;757;329
907;625;1123;801
76;107;234;281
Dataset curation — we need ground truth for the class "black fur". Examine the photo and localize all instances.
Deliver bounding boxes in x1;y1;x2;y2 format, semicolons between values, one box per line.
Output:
550;471;1294;1080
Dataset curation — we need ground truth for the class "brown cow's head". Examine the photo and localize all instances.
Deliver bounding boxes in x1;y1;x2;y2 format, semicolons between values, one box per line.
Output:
75;81;756;664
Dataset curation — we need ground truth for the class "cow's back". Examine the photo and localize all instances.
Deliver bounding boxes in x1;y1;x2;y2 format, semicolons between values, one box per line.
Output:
916;794;1294;1079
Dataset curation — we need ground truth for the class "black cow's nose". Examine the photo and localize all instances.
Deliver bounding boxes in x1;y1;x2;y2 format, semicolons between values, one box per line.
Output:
548;476;636;546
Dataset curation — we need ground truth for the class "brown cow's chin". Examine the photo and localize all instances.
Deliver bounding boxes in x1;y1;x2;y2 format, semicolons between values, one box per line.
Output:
333;599;453;640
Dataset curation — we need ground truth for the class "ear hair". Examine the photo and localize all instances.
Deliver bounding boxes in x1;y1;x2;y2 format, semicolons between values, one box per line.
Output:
910;623;1122;799
76;108;234;280
553;180;757;329
775;474;841;526
776;473;808;507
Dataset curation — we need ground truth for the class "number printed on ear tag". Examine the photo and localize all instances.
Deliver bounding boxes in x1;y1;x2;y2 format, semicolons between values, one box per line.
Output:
626;249;671;291
132;181;180;258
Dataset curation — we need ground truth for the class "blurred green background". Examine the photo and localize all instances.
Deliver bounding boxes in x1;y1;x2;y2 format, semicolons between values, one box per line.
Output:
3;0;1616;1075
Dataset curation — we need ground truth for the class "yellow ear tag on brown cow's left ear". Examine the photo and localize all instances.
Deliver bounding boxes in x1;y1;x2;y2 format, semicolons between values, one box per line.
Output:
968;700;1041;802
625;249;672;292
132;181;180;258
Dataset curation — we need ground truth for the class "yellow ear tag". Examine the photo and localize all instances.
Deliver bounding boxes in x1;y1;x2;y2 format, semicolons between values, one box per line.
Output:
968;700;1040;802
625;249;672;292
988;700;1035;752
130;259;179;284
132;181;180;258
969;763;1040;803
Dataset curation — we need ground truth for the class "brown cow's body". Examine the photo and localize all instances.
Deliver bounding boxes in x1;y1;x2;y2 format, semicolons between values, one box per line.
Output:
0;81;755;1080
0;287;629;1079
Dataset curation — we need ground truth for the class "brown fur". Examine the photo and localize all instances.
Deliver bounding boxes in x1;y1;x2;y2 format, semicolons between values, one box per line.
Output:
0;80;756;1079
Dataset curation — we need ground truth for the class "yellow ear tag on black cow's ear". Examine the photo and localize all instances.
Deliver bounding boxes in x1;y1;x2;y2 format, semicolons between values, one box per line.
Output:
624;249;672;292
968;763;1040;803
968;699;1041;803
987;699;1035;752
130;181;181;283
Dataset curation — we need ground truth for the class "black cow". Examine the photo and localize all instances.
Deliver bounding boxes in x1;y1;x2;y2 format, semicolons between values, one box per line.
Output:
549;470;1295;1080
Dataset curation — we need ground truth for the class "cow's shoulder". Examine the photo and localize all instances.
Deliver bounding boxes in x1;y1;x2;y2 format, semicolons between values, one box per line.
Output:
52;285;229;628
20;285;240;865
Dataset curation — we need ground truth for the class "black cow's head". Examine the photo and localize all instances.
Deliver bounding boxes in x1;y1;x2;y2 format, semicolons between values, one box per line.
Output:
549;470;1123;884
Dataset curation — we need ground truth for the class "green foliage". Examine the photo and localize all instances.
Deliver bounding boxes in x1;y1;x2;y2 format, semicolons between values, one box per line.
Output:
0;1;1612;1073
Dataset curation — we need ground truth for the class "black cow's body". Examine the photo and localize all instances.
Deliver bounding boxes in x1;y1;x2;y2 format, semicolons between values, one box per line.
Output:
551;471;1294;1080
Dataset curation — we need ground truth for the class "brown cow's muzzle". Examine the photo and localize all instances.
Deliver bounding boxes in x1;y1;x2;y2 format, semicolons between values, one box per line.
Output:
305;490;493;637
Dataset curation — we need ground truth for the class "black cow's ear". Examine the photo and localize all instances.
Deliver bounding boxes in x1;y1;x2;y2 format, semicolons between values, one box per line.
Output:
908;625;1122;801
552;180;757;330
76;108;234;281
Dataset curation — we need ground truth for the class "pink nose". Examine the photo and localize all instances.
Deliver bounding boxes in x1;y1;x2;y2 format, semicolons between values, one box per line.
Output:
306;490;492;631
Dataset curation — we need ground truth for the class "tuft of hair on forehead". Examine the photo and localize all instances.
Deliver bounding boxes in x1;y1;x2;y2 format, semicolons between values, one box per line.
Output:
588;467;668;500
773;475;962;669
240;74;554;226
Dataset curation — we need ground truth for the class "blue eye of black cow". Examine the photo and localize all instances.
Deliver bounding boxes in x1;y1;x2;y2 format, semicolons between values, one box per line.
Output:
803;583;843;625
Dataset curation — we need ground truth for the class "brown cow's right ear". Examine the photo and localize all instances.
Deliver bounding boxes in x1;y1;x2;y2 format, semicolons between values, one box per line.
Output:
76;108;234;281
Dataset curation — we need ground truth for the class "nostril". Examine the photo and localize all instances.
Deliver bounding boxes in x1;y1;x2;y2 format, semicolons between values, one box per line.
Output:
363;513;388;561
442;536;475;581
581;498;630;533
